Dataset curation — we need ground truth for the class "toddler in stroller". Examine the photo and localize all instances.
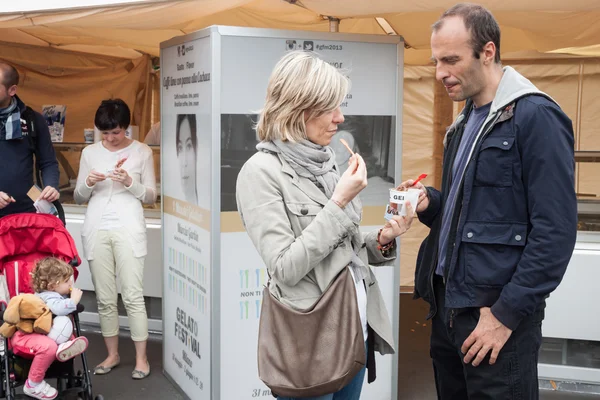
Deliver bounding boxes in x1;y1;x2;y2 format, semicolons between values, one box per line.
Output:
30;258;89;359
5;257;90;399
0;213;102;400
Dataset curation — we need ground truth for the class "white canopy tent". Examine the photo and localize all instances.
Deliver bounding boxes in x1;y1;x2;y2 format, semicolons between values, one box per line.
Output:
1;0;600;64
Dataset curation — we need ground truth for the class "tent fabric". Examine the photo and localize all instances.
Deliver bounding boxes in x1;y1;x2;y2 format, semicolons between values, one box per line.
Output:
0;40;152;188
1;0;600;64
0;41;152;140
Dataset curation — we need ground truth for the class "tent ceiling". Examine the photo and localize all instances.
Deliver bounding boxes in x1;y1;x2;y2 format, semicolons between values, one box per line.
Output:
299;0;600;16
1;0;599;64
1;0;157;14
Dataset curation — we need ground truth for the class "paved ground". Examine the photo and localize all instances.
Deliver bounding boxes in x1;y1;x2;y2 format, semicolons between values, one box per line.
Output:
74;329;184;400
11;295;597;399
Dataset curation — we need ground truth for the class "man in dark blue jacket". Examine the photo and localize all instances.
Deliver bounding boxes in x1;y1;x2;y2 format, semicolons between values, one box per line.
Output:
401;4;578;399
0;62;60;216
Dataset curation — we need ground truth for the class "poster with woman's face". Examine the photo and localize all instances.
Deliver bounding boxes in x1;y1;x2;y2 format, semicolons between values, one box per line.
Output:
176;114;198;205
162;112;210;209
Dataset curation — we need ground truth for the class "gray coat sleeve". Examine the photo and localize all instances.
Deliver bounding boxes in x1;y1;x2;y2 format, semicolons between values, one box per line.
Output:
236;158;359;287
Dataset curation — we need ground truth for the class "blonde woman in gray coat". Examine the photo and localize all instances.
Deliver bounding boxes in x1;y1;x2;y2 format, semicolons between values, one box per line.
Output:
236;51;417;400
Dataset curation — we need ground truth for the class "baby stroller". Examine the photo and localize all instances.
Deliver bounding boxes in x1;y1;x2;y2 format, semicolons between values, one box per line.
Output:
0;208;102;400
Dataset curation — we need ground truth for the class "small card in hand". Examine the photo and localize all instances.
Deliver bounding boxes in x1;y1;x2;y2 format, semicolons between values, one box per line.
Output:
27;185;58;216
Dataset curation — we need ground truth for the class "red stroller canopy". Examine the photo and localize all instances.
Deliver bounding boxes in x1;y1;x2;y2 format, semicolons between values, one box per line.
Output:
0;213;81;298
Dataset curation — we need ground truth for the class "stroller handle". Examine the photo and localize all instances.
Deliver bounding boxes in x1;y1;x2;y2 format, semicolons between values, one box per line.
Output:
52;200;66;226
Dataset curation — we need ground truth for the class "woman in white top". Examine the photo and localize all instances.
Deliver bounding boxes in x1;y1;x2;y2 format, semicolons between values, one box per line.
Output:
74;99;156;380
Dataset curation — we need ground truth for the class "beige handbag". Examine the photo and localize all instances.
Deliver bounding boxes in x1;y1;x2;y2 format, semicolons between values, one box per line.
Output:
257;267;366;398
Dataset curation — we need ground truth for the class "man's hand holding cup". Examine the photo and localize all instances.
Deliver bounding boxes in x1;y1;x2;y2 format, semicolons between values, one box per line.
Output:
398;178;429;213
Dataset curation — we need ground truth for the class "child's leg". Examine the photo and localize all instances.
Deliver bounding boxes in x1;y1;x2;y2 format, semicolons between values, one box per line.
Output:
11;332;58;399
11;332;58;382
56;336;88;362
42;315;88;362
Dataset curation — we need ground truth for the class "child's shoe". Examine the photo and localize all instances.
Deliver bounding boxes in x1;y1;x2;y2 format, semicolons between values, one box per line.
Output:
56;336;88;362
23;380;57;400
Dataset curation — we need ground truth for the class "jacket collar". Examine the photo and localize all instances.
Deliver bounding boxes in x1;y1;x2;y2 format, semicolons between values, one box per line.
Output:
443;99;472;149
11;95;27;113
491;66;551;112
278;153;329;206
443;66;555;149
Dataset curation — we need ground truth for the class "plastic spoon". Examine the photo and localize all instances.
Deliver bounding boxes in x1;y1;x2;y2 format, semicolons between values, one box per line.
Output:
339;138;354;155
411;173;428;186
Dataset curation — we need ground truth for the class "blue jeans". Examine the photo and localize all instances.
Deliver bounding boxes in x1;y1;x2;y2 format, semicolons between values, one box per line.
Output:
277;343;368;400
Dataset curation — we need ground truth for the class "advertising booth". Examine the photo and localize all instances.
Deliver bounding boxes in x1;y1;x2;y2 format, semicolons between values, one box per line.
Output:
159;26;404;399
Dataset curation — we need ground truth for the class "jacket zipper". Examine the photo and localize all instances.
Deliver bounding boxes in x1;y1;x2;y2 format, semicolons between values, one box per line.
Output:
443;111;502;285
428;262;437;320
433;97;525;316
428;117;466;318
429;98;504;317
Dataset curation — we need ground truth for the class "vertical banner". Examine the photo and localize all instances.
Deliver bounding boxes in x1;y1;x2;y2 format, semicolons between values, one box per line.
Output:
219;33;399;400
161;36;212;399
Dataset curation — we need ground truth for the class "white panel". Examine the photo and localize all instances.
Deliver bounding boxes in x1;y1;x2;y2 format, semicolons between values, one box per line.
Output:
65;214;163;298
219;230;397;400
219;232;270;399
221;35;397;116
543;241;600;341
79;312;163;333
218;33;400;400
161;35;213;399
539;363;600;385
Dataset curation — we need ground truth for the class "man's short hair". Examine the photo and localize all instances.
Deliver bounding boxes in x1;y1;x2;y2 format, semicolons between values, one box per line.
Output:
0;62;20;89
432;3;502;64
94;98;131;131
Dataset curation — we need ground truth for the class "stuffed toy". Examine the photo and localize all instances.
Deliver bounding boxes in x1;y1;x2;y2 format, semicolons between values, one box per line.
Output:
0;294;52;338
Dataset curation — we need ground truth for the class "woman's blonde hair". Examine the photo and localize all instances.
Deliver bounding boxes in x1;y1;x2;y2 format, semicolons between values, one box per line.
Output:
255;51;350;142
31;257;73;293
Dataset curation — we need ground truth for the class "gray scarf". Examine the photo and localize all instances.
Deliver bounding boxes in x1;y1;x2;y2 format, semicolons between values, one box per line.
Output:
0;97;22;141
257;139;369;282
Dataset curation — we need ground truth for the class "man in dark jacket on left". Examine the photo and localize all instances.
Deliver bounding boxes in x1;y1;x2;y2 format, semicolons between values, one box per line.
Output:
0;62;60;216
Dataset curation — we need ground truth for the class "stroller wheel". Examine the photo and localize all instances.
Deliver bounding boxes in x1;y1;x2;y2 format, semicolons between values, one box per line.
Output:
95;396;104;400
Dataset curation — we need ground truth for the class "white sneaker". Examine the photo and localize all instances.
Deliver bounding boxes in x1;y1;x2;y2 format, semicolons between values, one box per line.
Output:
56;336;89;362
23;380;57;400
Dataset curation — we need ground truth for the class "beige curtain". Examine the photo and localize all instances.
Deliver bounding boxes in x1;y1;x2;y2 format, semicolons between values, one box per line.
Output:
0;41;152;143
0;41;152;186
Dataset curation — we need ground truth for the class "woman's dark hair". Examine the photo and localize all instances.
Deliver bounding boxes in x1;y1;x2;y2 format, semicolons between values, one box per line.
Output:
95;98;131;131
176;114;197;155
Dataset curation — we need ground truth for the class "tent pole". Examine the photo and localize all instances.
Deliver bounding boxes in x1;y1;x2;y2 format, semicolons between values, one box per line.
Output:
327;17;340;32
